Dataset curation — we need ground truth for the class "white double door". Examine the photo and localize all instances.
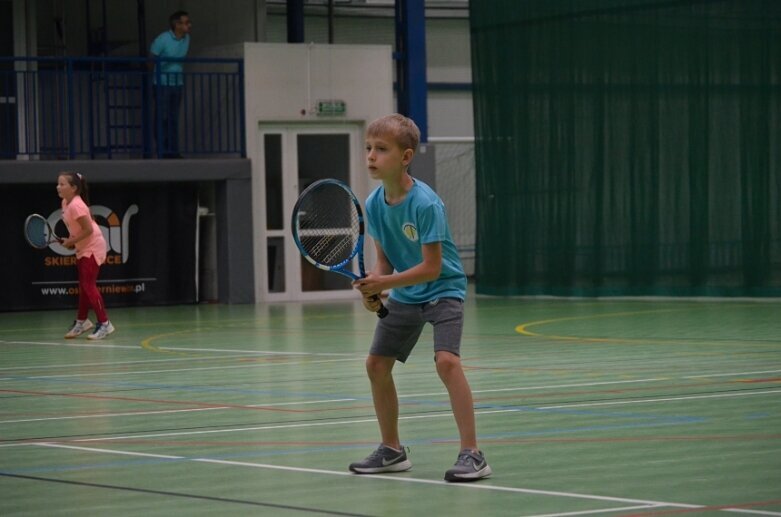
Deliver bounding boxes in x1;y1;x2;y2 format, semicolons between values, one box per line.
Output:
259;124;370;302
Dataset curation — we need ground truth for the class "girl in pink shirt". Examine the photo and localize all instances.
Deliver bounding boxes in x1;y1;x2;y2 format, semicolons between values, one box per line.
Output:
57;172;115;340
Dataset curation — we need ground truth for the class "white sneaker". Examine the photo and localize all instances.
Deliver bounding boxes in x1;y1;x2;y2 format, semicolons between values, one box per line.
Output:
65;319;93;339
88;321;115;340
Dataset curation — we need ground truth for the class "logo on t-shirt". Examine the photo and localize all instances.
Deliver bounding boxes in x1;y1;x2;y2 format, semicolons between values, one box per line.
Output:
402;223;419;242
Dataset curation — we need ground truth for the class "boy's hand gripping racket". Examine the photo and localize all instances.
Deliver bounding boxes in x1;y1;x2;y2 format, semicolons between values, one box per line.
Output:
292;179;389;318
24;214;63;249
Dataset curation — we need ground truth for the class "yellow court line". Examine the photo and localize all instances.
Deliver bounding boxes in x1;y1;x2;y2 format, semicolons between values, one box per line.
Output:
515;308;682;337
138;318;375;357
140;329;212;356
512;308;761;346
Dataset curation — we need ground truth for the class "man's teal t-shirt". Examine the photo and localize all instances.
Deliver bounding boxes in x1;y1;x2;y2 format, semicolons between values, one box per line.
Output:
150;30;190;86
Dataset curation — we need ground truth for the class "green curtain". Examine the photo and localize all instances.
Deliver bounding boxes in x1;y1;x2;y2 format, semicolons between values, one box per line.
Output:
470;0;780;296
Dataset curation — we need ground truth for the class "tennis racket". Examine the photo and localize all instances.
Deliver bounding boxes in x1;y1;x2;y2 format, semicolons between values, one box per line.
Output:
24;214;63;249
291;179;389;318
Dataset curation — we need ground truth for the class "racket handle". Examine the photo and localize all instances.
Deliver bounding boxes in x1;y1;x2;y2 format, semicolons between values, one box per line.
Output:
368;295;389;319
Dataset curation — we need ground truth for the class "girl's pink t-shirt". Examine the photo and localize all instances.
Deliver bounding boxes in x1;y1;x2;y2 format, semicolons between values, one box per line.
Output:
61;196;107;265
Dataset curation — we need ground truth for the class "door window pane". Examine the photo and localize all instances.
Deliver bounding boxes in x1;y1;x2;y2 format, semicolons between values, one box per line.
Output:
264;134;283;229
297;134;350;192
267;236;285;293
297;133;353;291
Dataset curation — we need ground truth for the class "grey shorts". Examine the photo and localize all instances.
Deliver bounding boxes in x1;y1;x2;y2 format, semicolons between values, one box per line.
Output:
370;297;464;363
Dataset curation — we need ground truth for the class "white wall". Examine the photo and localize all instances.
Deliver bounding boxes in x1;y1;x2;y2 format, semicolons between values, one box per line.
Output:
243;42;394;302
244;43;393;125
264;13;474;138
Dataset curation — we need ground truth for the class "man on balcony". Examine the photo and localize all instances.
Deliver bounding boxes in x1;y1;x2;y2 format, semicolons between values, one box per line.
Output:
150;11;192;159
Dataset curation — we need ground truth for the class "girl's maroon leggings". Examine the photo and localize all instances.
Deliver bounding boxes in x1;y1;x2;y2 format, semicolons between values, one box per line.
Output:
77;255;107;323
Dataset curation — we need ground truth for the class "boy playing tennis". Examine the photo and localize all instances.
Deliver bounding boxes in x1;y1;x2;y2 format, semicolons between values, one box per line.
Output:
349;114;492;482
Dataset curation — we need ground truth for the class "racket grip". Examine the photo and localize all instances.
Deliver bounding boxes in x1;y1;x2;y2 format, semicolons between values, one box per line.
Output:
368;294;389;319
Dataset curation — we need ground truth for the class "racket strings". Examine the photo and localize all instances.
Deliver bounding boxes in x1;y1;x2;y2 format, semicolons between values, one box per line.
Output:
25;216;49;248
308;231;353;265
300;208;359;265
297;187;360;267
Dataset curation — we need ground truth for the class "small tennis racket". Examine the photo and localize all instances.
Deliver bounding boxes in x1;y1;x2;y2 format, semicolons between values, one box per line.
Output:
292;179;388;318
24;214;63;249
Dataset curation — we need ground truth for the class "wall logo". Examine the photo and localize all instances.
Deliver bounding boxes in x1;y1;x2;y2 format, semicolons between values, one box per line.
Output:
47;205;139;263
401;222;419;242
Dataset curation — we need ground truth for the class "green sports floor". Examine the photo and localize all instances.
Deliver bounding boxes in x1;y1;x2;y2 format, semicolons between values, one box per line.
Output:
1;291;780;516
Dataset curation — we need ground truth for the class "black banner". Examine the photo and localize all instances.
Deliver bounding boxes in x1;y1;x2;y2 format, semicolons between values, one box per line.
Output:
5;183;198;311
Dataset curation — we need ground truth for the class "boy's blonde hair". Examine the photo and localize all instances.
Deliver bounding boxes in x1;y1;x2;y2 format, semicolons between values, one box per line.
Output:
367;114;420;153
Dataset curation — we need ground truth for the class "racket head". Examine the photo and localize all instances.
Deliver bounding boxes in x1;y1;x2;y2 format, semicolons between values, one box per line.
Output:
24;214;58;250
291;179;364;280
291;179;388;319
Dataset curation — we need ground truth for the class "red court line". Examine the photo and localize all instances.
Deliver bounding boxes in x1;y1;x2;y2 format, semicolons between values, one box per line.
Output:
621;498;781;516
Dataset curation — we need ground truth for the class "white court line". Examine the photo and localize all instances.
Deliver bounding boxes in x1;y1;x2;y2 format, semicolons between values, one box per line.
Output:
157;346;355;357
0;378;667;426
3;382;778;432
0;399;357;425
54;389;781;442
35;442;179;459
12;357;360;379
539;389;781;409
68;416;391;442
0;355;263;372
28;443;781;515
403;379;666;398
61;412;523;443
722;510;781;516
523;504;662;517
0;339;357;357
0;408;518;433
0;340;140;350
18;443;718;513
2;340;776;383
0;407;225;424
0;378;666;427
685;370;781;379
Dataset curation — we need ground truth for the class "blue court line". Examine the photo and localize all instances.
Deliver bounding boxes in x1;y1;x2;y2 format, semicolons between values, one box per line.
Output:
1;372;735;435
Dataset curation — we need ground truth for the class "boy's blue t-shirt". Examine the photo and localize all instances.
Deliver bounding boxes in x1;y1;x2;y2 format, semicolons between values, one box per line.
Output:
365;178;466;304
150;30;190;86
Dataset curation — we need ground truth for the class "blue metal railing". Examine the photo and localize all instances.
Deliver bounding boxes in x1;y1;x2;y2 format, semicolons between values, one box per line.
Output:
0;56;245;159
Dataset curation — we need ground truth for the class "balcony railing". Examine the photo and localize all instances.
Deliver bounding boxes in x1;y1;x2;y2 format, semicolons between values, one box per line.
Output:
0;56;245;159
